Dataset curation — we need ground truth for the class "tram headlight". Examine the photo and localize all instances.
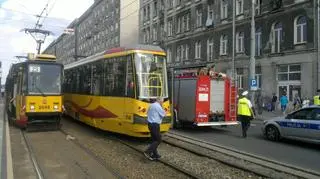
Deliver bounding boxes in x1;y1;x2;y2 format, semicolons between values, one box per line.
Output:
30;105;35;110
54;105;58;110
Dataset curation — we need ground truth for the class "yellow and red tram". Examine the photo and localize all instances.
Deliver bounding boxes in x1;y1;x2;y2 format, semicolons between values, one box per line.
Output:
63;45;171;137
5;53;64;130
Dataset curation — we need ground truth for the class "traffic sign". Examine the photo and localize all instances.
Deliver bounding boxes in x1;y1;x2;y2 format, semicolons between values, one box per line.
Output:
250;79;258;91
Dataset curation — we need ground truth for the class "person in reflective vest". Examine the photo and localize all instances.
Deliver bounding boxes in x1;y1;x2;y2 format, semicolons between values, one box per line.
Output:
237;91;255;138
313;90;320;105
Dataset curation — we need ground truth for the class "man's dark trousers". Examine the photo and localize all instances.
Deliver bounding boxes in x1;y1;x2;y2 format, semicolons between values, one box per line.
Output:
146;122;161;156
238;115;251;137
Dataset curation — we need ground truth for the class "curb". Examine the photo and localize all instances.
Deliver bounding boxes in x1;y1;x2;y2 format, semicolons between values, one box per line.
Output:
5;115;13;179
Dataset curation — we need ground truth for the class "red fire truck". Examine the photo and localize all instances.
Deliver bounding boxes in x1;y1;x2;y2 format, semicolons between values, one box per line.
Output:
170;68;239;128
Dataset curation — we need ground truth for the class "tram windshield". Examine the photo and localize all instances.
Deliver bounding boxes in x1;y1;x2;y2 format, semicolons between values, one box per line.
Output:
27;63;62;95
134;53;168;99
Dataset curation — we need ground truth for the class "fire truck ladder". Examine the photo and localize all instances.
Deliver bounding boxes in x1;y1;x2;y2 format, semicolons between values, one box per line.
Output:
229;78;237;121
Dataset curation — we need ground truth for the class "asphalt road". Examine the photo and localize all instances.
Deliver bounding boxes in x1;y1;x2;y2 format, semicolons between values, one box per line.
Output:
172;120;320;172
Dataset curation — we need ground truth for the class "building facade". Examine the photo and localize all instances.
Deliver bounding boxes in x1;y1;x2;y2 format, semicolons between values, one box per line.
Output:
43;0;140;65
139;0;317;101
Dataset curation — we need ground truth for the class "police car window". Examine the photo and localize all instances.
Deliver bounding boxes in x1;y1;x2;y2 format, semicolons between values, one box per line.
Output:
310;108;320;120
292;108;314;119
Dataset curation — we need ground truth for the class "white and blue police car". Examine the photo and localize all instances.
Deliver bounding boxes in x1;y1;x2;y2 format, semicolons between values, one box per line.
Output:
262;105;320;144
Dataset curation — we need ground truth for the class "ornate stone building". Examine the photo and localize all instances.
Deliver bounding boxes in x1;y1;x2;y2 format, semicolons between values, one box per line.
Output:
139;0;317;100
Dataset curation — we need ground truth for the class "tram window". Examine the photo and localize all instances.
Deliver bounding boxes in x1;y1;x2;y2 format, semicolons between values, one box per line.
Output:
71;69;77;93
63;71;69;93
104;61;113;96
103;57;126;97
78;65;91;95
83;64;91;95
22;72;27;94
125;55;135;98
92;61;104;96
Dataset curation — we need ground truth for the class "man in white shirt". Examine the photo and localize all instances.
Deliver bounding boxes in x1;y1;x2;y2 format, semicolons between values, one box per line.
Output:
144;97;166;160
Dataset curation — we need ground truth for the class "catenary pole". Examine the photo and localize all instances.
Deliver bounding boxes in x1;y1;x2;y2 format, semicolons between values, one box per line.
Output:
250;0;256;105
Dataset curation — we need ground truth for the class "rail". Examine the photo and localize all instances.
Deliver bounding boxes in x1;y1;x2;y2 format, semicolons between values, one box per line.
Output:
164;131;320;179
21;130;44;179
114;138;202;179
59;129;124;179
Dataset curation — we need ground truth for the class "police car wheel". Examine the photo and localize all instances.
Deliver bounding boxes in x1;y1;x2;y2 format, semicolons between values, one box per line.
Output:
266;125;280;141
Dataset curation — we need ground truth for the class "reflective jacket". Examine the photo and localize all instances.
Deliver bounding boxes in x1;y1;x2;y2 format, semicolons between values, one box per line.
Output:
237;97;252;116
314;95;320;105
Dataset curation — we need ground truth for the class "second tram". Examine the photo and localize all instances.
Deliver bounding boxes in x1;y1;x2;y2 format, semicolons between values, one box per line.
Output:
5;53;64;130
63;45;171;137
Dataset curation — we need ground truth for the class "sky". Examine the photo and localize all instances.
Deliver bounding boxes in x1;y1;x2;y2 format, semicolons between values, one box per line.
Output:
0;0;94;85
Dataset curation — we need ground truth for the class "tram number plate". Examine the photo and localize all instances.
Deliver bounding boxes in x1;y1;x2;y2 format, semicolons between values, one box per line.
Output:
29;65;41;73
39;105;50;110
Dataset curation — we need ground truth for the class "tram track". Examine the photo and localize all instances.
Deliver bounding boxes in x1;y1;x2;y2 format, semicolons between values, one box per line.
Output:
20;128;124;179
21;130;44;179
164;131;320;179
60;126;200;179
113;137;202;179
59;128;124;179
59;117;262;179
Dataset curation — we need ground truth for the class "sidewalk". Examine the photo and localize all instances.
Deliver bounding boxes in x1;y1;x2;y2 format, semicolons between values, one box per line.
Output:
255;110;284;121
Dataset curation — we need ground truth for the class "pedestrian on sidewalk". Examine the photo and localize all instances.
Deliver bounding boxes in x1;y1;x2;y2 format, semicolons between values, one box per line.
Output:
280;93;288;114
293;93;302;110
302;97;310;108
271;93;277;112
237;91;255;138
144;97;166;161
313;90;320;105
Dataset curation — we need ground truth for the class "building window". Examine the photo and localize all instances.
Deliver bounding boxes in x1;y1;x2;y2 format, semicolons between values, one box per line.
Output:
185;13;190;30
144;28;150;43
183;44;189;60
167;49;172;63
152;27;157;41
147;5;150;20
176;46;181;62
167;0;173;9
255;27;262;56
143;30;147;43
207;4;214;20
272;22;282;53
221;0;228;19
236;32;244;53
196;9;202;28
177;16;182;34
153;1;158;17
255;66;262;89
195;41;202;59
168;20;173;36
255;0;261;15
277;64;301;81
160;23;164;39
236;0;243;15
181;45;185;61
236;68;244;89
175;44;189;61
207;38;214;61
175;0;182;6
294;16;307;44
220;35;227;55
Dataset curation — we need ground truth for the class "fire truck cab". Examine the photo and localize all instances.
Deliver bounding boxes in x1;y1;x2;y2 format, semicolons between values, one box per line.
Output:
170;67;239;128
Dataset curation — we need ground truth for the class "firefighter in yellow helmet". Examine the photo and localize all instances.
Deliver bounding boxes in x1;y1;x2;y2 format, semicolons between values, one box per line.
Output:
237;90;255;138
313;90;320;105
